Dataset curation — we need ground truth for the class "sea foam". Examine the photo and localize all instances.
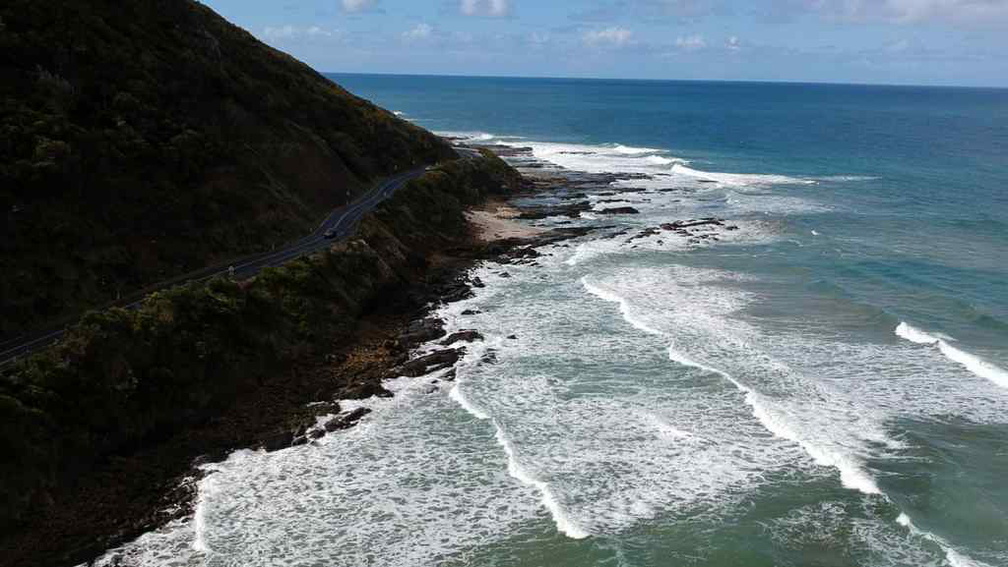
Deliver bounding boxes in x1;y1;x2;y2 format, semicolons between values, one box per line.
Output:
895;322;1008;389
584;274;883;496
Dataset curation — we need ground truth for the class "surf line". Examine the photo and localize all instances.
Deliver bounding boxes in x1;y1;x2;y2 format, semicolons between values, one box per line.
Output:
896;322;1008;390
446;345;590;540
582;277;990;566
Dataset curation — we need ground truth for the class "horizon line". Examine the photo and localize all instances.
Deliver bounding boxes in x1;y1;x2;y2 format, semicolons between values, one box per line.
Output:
321;70;1008;91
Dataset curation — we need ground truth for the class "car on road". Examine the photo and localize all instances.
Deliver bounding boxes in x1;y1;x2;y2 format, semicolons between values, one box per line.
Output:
323;228;337;239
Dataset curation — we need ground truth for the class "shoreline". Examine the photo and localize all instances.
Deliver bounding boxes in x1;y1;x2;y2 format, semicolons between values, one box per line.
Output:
0;168;561;567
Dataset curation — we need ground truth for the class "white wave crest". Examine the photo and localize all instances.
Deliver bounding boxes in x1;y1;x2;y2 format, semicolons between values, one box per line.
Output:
581;277;664;335
897;513;993;567
895;323;1008;389
671;163;816;186
520;141;686;175
450;383;490;420
494;424;590;539
436;130;499;143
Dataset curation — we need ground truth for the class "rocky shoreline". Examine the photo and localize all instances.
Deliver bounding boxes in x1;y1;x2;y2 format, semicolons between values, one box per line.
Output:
0;163;594;567
3;142;749;567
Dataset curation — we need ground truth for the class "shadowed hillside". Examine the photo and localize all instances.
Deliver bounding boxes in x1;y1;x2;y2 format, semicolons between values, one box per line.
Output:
0;0;455;337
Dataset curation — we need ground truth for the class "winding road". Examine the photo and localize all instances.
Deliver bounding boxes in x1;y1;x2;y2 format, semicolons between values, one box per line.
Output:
0;150;480;366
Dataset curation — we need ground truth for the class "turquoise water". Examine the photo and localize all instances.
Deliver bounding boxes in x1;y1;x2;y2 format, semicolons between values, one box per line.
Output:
95;76;1007;566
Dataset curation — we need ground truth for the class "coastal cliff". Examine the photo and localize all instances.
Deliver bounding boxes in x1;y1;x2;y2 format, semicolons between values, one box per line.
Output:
0;151;525;566
0;0;454;336
0;0;529;563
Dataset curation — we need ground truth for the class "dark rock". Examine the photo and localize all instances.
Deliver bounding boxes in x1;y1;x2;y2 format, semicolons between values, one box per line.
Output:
398;317;446;347
441;282;474;304
480;349;498;364
324;407;373;432
510;247;541;259
441;330;484;346
597;207;640;215
518;200;592;220
342;379;393;399
498;272;511;278
627;227;660;243
661;218;724;231
507;335;518;340
291;435;308;447
424;384;438;394
398;348;464;377
461;309;482;316
442;369;457;381
471;277;485;288
261;431;293;453
308;429;325;440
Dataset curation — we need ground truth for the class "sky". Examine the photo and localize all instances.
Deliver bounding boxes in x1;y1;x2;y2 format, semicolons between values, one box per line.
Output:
202;0;1008;87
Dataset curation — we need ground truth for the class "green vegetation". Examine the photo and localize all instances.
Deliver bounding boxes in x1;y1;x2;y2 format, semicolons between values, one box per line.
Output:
0;0;454;336
0;155;521;530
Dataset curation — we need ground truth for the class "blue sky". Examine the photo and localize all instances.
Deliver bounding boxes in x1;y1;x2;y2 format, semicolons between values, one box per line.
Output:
203;0;1008;87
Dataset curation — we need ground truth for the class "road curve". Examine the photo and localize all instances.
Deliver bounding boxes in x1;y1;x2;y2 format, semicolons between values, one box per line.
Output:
0;159;456;366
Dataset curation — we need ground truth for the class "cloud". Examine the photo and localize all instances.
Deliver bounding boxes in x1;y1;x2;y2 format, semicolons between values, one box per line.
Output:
402;23;434;42
584;27;634;46
460;0;510;17
675;34;707;50
262;25;338;41
726;35;741;50
342;0;378;12
529;32;551;46
792;0;1008;25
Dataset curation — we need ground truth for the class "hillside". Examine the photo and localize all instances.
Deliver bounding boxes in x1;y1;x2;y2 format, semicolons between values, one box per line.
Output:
0;0;455;337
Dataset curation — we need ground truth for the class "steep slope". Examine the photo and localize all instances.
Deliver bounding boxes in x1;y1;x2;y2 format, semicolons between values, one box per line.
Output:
0;0;455;336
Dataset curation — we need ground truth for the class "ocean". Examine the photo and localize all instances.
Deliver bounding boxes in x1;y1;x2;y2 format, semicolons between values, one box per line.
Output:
94;76;1007;566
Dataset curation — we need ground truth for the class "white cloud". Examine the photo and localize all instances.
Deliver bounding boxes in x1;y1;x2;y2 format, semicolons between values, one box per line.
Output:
529;31;551;46
675;34;707;50
802;0;1008;25
342;0;378;12
263;25;297;40
584;27;634;46
306;26;333;37
402;23;434;42
460;0;510;17
262;25;337;41
726;35;741;50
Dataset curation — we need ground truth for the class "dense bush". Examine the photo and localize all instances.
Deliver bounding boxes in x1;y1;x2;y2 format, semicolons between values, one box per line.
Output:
0;0;455;336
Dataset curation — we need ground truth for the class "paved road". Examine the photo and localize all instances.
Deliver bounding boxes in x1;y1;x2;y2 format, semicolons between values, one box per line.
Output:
0;161;453;366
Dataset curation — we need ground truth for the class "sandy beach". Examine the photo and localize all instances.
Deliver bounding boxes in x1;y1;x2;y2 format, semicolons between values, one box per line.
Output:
466;199;546;241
